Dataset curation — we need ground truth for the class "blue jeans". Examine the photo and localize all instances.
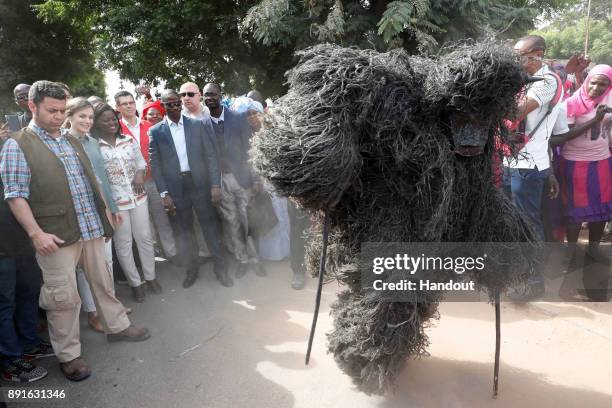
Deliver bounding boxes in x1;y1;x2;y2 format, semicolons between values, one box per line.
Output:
503;167;548;286
503;167;549;240
0;256;42;358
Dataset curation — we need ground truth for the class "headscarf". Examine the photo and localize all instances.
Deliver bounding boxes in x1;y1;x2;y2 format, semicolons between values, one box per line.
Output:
231;96;264;114
142;100;165;119
565;64;612;118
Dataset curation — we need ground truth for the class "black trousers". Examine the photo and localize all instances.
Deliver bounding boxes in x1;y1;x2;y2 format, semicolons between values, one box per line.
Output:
171;175;225;273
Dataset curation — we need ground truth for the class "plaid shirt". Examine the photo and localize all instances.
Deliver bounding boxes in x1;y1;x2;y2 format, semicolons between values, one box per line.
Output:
0;123;104;241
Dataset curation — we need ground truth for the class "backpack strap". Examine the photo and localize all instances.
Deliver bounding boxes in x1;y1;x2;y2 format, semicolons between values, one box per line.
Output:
524;71;563;141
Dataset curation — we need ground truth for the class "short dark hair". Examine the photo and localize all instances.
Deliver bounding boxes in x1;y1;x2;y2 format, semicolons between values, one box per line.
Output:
57;82;71;93
204;83;222;94
92;102;125;139
29;81;67;106
13;83;31;96
160;89;180;101
114;90;134;103
518;35;546;52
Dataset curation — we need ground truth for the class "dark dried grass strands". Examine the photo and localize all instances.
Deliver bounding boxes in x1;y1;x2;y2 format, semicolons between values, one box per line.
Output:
252;40;539;396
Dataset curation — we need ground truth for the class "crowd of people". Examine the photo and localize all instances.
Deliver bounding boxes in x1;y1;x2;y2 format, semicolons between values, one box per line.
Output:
502;35;611;301
0;34;610;386
0;80;310;383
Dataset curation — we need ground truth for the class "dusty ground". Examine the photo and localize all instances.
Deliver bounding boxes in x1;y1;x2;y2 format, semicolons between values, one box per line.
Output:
4;258;612;408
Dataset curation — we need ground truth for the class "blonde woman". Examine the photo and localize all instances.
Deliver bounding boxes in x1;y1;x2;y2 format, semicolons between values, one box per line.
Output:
65;98;123;331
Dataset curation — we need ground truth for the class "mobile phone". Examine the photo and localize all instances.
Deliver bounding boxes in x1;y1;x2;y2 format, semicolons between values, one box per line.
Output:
4;115;21;132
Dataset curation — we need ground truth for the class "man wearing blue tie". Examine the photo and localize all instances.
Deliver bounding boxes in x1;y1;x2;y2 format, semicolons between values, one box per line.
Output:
148;90;231;288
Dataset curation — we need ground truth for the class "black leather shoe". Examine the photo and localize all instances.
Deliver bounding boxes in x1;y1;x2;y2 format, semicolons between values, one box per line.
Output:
215;270;234;287
182;270;199;288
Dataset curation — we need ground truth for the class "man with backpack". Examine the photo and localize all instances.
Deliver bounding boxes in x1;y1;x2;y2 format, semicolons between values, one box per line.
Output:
504;35;568;300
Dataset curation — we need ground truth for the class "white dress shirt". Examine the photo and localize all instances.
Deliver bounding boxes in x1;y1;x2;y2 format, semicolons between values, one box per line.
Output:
166;115;190;172
209;107;225;124
122;116;141;143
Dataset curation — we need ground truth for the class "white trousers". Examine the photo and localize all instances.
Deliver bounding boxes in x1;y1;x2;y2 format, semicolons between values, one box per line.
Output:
113;200;156;287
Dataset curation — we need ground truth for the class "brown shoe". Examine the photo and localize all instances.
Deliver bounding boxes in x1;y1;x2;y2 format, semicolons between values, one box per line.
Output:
146;279;162;294
60;357;91;382
107;325;151;343
87;312;104;333
131;285;145;303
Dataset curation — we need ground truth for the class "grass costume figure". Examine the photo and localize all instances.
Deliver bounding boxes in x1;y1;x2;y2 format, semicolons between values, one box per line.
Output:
251;41;541;396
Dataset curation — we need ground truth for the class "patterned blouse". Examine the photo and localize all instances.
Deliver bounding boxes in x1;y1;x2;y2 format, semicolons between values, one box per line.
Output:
98;134;147;211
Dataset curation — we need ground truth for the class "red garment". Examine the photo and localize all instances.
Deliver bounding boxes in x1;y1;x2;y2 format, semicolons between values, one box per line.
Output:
142;100;166;120
120;118;153;180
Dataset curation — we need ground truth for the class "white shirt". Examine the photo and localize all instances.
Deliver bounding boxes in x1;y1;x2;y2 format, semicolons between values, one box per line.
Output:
552;103;569;136
505;64;559;171
122;116;141;143
166;115;190;172
209;107;225;124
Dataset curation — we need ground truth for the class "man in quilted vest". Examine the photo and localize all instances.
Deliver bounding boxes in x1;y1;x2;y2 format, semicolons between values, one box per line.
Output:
0;81;150;382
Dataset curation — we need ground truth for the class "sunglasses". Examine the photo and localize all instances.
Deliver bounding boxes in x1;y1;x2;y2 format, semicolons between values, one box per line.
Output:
520;55;542;63
163;102;182;109
179;92;198;98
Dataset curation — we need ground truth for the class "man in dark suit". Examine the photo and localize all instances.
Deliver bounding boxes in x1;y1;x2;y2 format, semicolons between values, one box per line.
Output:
203;83;265;279
149;89;231;288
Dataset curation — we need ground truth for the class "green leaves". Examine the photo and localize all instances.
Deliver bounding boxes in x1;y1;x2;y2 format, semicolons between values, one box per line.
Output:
8;0;582;108
313;0;346;42
377;0;439;48
0;0;105;113
242;0;298;46
536;20;612;65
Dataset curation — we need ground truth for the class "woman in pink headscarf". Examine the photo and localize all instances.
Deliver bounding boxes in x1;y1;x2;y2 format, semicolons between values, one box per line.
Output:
553;64;612;264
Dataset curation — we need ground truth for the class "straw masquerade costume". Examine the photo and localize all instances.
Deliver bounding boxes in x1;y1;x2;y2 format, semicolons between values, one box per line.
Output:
252;41;541;395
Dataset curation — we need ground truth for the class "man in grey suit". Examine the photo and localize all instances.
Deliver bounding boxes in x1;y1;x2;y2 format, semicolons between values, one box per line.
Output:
203;83;265;279
149;90;231;288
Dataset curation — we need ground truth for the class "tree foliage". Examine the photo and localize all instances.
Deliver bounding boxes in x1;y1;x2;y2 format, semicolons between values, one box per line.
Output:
242;0;574;53
36;0;293;97
0;0;105;114
35;0;574;98
535;0;611;65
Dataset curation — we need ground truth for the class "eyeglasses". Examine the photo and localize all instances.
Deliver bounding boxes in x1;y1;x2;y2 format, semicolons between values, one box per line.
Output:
179;92;198;98
118;101;136;107
162;102;182;109
520;55;543;63
15;95;28;101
